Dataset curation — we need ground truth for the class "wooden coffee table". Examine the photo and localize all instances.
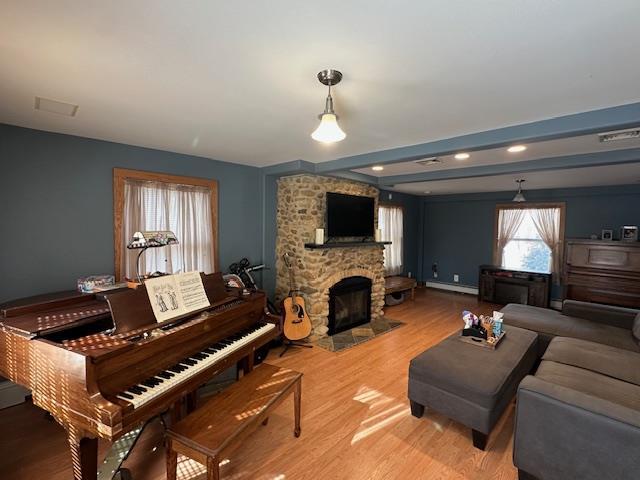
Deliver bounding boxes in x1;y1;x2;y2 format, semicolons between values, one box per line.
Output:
385;276;417;300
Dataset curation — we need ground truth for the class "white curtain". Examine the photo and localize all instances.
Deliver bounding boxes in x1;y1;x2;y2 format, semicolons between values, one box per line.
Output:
379;205;403;275
122;179;214;279
530;207;562;280
494;208;525;267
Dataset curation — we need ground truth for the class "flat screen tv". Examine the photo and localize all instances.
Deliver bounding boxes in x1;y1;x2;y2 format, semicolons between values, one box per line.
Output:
326;192;375;238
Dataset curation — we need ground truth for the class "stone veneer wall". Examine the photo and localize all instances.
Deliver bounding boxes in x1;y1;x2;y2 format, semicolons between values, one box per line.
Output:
275;174;385;338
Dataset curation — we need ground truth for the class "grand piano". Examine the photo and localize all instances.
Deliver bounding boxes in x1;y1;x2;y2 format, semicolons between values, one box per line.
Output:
0;272;280;480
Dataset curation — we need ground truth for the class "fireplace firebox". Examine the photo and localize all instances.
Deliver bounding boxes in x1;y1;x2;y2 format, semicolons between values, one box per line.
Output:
328;276;372;336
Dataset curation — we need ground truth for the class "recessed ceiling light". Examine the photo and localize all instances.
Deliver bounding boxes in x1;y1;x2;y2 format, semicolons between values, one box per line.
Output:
423;190;431;194
507;145;527;153
372;166;384;171
34;96;79;117
454;152;470;160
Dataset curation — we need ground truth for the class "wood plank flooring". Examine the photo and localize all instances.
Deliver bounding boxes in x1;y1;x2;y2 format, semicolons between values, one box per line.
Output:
0;288;515;480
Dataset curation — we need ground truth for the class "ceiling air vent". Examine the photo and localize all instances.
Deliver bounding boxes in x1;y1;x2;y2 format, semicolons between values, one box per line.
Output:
598;128;640;143
413;157;441;166
34;96;79;117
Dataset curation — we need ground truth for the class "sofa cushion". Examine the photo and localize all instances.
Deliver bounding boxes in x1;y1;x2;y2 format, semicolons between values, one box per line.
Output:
543;336;640;386
562;300;638;330
535;360;640;412
408;325;538;409
501;303;640;353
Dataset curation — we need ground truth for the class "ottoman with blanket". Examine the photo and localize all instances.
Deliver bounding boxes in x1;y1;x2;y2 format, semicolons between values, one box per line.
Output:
408;325;538;449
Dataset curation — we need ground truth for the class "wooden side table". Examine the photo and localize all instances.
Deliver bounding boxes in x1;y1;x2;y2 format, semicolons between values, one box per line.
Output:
385;276;417;300
166;363;302;480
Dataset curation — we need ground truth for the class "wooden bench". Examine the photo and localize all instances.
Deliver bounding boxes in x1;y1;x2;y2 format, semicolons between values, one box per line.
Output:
385;276;417;301
166;363;302;480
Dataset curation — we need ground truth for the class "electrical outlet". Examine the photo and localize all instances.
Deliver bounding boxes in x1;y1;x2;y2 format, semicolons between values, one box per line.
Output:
453;274;459;283
408;272;412;278
433;272;438;278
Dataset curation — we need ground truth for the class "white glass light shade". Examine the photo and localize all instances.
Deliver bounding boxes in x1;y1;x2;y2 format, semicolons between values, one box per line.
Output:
513;191;526;202
311;113;346;143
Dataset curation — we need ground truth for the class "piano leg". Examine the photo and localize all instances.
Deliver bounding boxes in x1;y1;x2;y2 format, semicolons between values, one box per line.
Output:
66;425;98;480
186;391;198;413
170;399;184;424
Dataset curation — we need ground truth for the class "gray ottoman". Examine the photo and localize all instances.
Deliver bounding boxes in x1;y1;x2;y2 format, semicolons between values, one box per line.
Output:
408;325;538;449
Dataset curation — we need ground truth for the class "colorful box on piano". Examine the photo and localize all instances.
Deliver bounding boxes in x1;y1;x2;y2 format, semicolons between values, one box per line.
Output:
77;275;115;293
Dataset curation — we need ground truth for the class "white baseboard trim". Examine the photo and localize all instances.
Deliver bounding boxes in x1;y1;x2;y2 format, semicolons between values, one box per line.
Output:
424;282;562;310
424;281;479;296
0;381;30;410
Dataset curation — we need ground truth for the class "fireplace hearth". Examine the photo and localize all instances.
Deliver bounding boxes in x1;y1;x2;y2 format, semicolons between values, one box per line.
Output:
328;276;372;336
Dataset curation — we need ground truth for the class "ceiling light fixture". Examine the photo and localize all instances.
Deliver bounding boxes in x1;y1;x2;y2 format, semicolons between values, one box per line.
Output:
507;145;527;153
311;69;346;143
372;166;384;171
513;179;526;202
454;152;470;160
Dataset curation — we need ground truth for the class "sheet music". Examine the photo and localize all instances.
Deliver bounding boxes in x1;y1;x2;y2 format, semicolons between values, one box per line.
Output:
145;272;210;323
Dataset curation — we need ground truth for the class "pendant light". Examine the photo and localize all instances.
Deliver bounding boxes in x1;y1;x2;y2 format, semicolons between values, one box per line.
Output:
513;179;526;202
311;69;346;143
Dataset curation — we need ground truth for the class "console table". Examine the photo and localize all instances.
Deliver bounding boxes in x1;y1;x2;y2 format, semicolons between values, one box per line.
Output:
478;265;551;308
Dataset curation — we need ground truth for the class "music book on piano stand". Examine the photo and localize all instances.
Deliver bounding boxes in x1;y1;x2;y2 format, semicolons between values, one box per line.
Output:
145;272;210;323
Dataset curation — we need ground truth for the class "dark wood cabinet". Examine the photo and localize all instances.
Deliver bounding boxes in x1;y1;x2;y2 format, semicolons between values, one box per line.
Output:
478;265;551;307
563;239;640;308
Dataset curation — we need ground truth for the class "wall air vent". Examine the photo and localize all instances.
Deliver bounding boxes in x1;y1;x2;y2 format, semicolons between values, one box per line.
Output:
598;128;640;143
34;96;79;117
413;157;441;166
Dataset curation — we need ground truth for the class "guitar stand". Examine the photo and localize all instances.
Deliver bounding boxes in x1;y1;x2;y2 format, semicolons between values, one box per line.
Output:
279;339;313;357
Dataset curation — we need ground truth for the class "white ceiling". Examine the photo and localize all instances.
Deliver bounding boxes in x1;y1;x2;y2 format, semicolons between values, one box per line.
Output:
393;162;640;195
352;133;640;177
1;1;640;166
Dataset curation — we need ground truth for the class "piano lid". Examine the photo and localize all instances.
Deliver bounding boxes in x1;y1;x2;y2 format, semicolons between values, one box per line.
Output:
0;297;111;338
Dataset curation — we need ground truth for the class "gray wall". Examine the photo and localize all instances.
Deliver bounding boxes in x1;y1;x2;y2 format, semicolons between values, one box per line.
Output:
421;185;640;295
0;124;262;302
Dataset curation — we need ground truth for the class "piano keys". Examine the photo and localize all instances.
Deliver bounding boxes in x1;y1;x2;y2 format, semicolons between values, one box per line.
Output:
0;273;280;480
114;322;275;409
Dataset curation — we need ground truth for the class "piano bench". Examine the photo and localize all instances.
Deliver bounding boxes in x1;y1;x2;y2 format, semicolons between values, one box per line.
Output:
166;363;302;480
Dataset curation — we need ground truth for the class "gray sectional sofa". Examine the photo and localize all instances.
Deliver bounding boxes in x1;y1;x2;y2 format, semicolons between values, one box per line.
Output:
501;300;640;480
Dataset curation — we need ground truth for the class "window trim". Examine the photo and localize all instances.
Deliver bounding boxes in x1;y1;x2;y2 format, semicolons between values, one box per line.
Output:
113;168;219;281
493;202;566;272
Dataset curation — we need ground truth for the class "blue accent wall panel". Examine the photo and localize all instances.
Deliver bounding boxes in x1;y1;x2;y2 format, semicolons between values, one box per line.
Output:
421;185;640;298
0;124;262;302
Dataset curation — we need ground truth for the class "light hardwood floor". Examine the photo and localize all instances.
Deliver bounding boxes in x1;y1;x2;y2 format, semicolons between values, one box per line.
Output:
0;288;516;480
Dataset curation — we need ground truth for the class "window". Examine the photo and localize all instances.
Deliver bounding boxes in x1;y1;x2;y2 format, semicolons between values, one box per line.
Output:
114;169;218;280
494;203;564;276
378;204;403;275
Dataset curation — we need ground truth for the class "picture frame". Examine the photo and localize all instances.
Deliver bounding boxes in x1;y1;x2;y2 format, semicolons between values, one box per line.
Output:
620;226;638;242
601;229;613;241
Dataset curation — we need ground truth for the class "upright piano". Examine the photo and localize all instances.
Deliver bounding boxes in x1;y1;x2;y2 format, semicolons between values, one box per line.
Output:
0;273;280;480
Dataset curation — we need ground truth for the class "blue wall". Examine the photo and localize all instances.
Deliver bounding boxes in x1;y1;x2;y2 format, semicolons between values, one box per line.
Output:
0;124;262;302
421;185;640;294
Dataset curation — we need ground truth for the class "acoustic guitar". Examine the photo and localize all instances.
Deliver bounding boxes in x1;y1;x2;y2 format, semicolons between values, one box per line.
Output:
282;253;313;340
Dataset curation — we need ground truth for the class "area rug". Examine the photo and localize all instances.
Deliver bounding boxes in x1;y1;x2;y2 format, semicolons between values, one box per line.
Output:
315;316;404;352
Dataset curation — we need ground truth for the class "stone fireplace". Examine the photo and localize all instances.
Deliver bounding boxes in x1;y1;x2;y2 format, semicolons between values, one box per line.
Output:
275;174;385;339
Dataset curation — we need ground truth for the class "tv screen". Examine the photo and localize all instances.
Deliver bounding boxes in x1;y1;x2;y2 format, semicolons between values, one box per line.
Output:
326;192;375;238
